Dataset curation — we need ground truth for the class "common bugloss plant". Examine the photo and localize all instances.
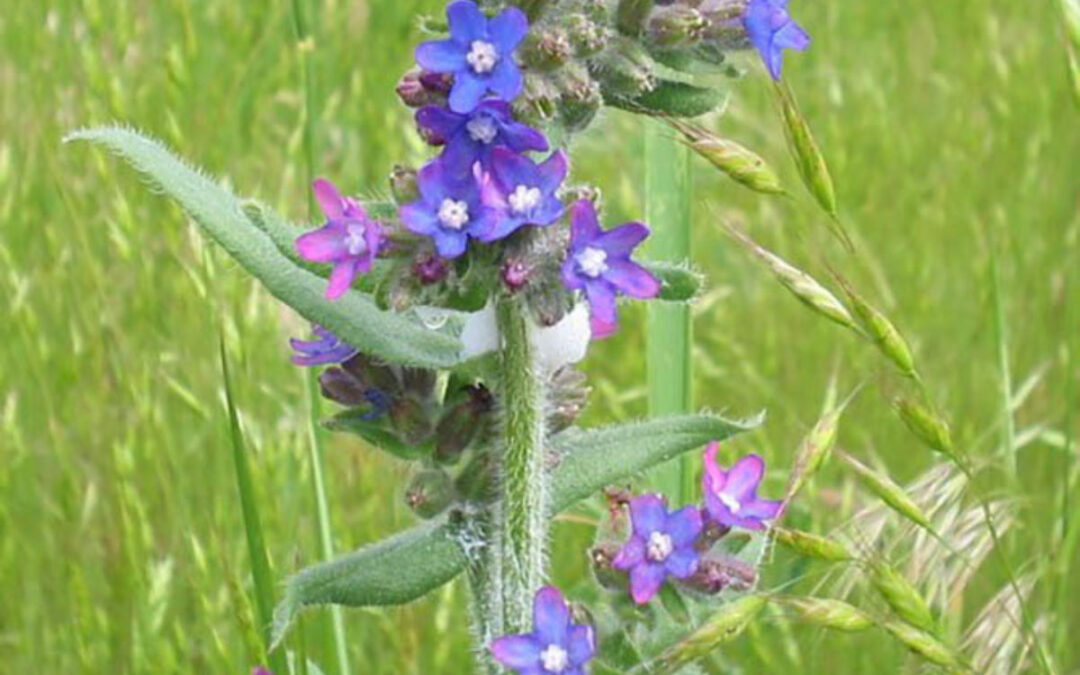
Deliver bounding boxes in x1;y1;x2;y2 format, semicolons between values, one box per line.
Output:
70;0;860;671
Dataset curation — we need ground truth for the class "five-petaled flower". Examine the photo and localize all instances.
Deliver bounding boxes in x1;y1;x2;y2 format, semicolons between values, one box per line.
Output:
295;179;384;300
490;586;595;674
399;160;490;258
742;0;810;81
290;325;358;366
479;147;568;242
416;100;548;175
415;0;528;113
612;494;702;604
560;200;660;339
701;442;783;530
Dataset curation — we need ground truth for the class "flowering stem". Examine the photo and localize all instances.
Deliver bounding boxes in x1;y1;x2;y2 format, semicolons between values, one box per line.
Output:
644;118;694;503
492;296;549;636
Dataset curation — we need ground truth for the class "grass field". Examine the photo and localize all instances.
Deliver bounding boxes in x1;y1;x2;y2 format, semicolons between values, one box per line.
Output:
2;0;1078;673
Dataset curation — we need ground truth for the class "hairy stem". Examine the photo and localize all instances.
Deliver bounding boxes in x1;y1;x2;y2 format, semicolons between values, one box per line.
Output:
492;297;549;635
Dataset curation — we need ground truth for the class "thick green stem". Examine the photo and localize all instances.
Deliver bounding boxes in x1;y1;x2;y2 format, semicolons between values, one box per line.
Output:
644;118;694;503
492;297;549;636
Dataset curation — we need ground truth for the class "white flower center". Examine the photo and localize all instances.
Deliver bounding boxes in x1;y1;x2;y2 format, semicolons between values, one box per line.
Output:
646;531;674;562
466;40;499;74
437;198;470;230
344;224;368;256
719;492;742;514
508;184;542;214
466;116;498;144
540;644;569;673
574;246;608;278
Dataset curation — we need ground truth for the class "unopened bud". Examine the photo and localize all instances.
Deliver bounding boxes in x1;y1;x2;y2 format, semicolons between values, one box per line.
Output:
390;165;420;204
318;367;367;407
590;41;656;96
418;70;452;94
501;258;532;291
520;28;573;70
405;468;455;519
682;555;757;594
548;367;590;432
388;395;434;445
590;543;628;591
396;69;432;108
412;254;449;285
435;385;495;463
454;451;497;502
647;5;708;48
554;64;603;132
342;353;399;394
401;367;437;399
564;14;608;56
515;72;562;123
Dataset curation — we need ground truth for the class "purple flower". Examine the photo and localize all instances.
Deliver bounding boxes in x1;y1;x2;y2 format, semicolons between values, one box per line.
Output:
560;200;660;339
415;0;529;113
742;0;810;81
290;325;358;366
295;179;384;300
490;586;595;674
701;442;783;530
612;494;702;605
478;147;568;242
399;160;488;258
416;100;548;175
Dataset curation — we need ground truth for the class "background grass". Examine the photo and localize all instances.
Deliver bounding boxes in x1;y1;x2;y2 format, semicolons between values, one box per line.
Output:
1;0;1077;672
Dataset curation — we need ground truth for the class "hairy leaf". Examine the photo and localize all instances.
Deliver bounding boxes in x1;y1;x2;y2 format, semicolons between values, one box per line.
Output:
607;80;727;117
642;262;704;302
66;126;462;368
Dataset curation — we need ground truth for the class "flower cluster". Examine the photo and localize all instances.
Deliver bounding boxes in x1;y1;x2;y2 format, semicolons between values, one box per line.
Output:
607;441;782;605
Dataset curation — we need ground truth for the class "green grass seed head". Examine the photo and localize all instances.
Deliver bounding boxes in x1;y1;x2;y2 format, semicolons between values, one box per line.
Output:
894;397;956;459
776;596;874;632
772;526;854;562
839;451;933;530
868;560;938;634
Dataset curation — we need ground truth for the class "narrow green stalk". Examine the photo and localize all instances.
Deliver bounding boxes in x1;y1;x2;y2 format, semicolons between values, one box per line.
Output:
493;297;549;635
289;2;351;673
219;339;287;675
644;118;694;503
988;240;1017;480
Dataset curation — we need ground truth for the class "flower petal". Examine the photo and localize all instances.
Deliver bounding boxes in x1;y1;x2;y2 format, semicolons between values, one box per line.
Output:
501;120;549;153
604;260;661;299
490;634;541;669
415;39;466;72
416;105;465;143
665;547;699;579
612;536;646;570
596;221;649;256
447;0;488;44
629;563;666;604
296;224;346;263
312;178;344;219
488;58;524;101
629;494;667;537
326;259;359;299
775;19;810;51
665;505;703;547
740;496;783;521
533;586;570;646
561;256;585;291
448;75;488;114
567;624;596;666
726;453;766;501
537;150;569;193
489;6;529;50
584;281;617;328
569;199;602;247
432;228;469;258
399;203;438;236
701;441;727;492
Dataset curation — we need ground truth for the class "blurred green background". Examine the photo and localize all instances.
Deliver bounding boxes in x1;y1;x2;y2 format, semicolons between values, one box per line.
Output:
1;0;1077;673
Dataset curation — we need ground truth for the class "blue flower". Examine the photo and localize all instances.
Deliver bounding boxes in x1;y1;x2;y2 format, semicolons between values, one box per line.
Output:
612;494;703;605
416;100;548;176
490;586;595;675
701;442;783;530
290;325;358;366
560;200;660;339
399;159;489;258
478;147;568;242
742;0;810;81
415;0;529;113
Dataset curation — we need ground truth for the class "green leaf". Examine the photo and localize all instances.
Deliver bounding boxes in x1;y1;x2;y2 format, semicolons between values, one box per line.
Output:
607;80;727;118
270;519;470;647
66;126;462;369
551;412;762;508
642;261;704;302
270;412;760;641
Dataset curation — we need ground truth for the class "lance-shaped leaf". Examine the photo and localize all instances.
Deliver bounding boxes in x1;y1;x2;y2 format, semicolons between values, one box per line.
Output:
66;126;462;368
608;79;727;118
271;412;761;643
641;261;704;302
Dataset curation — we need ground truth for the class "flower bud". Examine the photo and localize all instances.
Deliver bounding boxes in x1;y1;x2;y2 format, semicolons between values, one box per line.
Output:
405;468;455;519
590;40;656;96
401;366;437;399
418;70;452;94
342;353;399;394
589;543;628;591
520;28;573;70
554;64;603;132
681;555;757;594
515;72;562;124
547;366;590;432
389;165;420;204
501;258;532;291
647;5;708;48
396;69;433;108
388;395;434;445
412;254;449;285
434;385;495;464
564;14;608;56
454;451;497;502
318;367;368;407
